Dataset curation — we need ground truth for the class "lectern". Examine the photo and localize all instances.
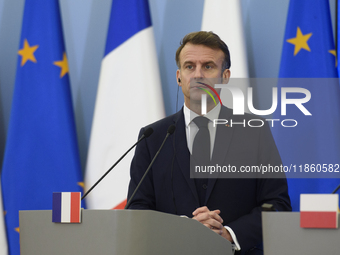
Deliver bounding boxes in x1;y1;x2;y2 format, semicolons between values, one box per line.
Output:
262;212;340;255
20;209;232;255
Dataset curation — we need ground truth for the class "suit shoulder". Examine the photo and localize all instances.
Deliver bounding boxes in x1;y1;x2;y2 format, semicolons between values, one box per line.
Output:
143;110;182;133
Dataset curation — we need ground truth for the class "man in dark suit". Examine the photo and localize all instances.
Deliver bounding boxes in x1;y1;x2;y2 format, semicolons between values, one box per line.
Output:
127;31;291;254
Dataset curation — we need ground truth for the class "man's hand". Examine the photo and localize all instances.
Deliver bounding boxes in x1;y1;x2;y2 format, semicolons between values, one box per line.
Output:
192;206;233;242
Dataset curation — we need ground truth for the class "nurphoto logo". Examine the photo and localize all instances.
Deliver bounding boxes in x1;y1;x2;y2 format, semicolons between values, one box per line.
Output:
196;80;312;128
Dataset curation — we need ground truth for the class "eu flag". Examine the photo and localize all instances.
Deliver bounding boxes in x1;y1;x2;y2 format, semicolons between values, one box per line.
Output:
273;0;340;210
1;1;84;254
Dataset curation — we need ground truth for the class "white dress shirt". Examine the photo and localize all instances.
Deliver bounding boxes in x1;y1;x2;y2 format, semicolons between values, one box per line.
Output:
183;103;241;252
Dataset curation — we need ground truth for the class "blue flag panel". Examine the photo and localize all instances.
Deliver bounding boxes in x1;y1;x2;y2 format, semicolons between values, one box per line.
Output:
274;0;340;210
104;0;152;56
1;1;84;254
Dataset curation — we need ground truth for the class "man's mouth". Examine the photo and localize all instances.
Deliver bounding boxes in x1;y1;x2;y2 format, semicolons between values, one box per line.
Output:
191;81;223;106
191;81;209;89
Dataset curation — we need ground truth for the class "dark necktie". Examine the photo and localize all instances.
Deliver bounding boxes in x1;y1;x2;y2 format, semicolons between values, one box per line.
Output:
192;116;210;206
192;116;210;165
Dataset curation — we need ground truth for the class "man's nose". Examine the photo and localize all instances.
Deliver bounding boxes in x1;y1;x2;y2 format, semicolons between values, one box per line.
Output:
193;66;204;79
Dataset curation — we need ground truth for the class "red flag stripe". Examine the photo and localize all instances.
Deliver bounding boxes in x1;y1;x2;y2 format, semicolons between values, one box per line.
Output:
70;192;80;223
300;211;337;228
112;199;127;210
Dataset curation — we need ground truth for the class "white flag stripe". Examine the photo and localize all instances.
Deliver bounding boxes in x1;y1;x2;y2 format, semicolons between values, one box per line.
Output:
85;27;164;209
201;0;249;112
61;192;71;223
201;0;248;78
300;194;339;212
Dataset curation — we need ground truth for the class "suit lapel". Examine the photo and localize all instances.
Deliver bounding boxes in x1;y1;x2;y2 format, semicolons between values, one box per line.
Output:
205;106;234;204
173;110;199;205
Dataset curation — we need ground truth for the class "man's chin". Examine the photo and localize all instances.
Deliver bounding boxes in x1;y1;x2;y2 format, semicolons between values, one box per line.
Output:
188;95;205;105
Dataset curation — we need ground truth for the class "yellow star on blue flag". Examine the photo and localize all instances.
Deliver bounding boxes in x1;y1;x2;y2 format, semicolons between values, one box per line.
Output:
286;27;312;56
18;39;39;66
53;52;69;78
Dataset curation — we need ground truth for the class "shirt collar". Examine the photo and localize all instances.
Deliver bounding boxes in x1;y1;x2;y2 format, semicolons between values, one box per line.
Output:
183;103;221;128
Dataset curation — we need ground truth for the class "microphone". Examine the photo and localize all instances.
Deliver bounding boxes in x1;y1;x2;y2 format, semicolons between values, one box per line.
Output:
81;127;153;200
125;124;176;209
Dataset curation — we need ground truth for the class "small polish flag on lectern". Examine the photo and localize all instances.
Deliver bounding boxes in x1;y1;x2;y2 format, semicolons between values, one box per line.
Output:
52;192;81;223
300;194;339;229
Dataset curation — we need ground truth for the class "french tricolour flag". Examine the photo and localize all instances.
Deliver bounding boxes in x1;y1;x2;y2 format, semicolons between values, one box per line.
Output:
52;192;81;223
300;194;339;228
85;0;164;209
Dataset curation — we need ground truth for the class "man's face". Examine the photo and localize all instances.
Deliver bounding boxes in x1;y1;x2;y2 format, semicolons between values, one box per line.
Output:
176;43;230;108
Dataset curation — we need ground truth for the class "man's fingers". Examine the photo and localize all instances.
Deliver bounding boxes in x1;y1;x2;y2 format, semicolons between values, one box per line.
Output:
192;206;209;216
195;210;223;223
198;218;223;230
192;207;223;223
203;223;210;228
192;206;221;216
209;219;223;230
212;228;224;235
211;210;223;223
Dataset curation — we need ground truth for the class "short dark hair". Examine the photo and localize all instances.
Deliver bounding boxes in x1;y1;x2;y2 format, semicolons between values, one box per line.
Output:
175;31;231;70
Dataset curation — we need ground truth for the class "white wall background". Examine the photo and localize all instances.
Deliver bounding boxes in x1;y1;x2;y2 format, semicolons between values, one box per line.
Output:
0;0;336;173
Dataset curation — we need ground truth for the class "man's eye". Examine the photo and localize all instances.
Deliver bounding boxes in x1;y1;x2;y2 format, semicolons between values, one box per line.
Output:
186;65;193;69
205;65;212;69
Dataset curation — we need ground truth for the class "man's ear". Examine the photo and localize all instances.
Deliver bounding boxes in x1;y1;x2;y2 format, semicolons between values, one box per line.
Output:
176;69;182;86
222;69;231;84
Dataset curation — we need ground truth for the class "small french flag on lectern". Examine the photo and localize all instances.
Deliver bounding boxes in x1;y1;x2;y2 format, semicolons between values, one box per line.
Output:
52;192;81;223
